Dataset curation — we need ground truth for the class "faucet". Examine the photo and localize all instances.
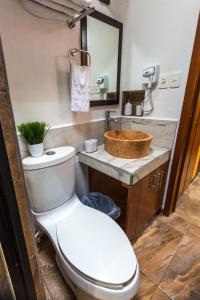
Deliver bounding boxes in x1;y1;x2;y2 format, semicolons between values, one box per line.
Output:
105;110;119;132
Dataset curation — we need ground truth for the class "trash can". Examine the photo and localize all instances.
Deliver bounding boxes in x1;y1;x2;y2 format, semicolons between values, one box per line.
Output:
81;192;121;220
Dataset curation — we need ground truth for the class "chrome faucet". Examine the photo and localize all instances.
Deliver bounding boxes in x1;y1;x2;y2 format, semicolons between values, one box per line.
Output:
105;110;119;132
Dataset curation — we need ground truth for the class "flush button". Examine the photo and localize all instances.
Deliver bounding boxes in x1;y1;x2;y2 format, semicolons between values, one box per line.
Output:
46;151;56;155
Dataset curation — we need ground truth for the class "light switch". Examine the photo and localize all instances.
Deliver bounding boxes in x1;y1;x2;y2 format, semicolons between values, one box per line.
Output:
169;71;182;88
158;73;169;89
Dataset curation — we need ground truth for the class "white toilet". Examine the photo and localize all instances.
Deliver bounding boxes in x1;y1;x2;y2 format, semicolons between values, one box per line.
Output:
22;146;140;300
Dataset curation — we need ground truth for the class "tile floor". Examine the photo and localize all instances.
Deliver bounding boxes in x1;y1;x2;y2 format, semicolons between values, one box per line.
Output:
38;174;200;300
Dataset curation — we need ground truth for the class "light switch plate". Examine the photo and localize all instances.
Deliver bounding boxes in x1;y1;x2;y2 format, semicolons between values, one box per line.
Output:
169;71;182;88
158;73;169;89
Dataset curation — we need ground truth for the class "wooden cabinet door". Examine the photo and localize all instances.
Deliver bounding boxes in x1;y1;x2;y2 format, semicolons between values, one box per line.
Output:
136;172;156;235
88;163;168;240
125;182;140;241
136;163;168;235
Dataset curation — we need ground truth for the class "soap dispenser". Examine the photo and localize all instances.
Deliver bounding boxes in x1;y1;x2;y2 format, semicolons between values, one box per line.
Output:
124;100;132;116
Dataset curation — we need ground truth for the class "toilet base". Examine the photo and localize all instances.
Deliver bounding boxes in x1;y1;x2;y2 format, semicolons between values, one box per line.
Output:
56;254;98;300
77;288;99;300
55;254;139;300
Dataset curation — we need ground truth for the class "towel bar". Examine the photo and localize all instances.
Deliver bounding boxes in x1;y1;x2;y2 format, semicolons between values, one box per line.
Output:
20;0;95;28
68;48;91;66
68;6;95;28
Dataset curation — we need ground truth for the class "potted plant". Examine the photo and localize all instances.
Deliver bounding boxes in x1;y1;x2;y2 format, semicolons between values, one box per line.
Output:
18;121;50;157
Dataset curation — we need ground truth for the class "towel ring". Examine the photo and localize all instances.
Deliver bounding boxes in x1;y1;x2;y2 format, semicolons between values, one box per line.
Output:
68;48;91;67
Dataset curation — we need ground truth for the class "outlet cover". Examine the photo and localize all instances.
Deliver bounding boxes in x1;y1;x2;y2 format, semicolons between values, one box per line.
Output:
159;73;169;89
169;71;182;88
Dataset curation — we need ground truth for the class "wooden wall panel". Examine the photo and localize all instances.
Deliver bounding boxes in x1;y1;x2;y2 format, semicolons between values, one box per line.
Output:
0;39;44;299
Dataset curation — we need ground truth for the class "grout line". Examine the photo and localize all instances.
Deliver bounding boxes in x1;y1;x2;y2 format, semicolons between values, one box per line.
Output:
152;287;173;300
156;229;189;297
43;278;53;300
185;223;191;234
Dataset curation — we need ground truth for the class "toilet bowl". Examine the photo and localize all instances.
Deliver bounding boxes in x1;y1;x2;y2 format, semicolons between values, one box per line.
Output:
23;146;140;300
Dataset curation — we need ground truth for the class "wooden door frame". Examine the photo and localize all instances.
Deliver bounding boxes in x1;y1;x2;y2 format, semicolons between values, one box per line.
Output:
0;123;37;300
0;37;45;299
164;15;200;216
179;89;200;193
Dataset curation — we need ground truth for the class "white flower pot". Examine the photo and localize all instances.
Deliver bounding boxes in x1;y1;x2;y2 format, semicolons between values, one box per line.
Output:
28;143;44;157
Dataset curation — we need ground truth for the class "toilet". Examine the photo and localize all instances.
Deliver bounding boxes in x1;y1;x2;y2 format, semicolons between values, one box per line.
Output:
22;146;140;300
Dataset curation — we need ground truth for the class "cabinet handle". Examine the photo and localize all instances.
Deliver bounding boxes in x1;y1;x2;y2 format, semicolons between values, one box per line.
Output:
148;170;164;192
148;174;153;188
149;173;153;188
149;173;158;190
157;171;164;189
153;174;159;189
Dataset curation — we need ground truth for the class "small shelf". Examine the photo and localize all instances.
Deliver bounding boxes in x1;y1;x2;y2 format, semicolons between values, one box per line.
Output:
121;90;145;116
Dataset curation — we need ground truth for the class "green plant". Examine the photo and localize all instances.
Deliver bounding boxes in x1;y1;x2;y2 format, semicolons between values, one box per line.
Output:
18;121;50;145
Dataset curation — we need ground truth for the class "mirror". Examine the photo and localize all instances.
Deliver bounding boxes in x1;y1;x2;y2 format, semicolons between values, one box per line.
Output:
81;11;123;107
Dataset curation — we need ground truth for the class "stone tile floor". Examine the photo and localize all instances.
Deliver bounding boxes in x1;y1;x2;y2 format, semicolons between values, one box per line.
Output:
39;174;200;300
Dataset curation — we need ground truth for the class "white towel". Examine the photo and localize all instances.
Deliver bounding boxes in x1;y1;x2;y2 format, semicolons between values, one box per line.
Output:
20;0;93;21
32;0;79;17
49;0;83;12
70;63;91;112
69;0;93;7
20;0;72;21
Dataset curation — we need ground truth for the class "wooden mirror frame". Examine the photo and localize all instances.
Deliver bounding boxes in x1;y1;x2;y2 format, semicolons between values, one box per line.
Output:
81;11;123;107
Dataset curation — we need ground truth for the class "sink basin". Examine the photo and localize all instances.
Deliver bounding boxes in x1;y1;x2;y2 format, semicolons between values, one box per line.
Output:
104;130;153;159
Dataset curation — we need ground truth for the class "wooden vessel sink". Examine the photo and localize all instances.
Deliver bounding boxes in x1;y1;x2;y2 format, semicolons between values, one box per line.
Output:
104;130;153;159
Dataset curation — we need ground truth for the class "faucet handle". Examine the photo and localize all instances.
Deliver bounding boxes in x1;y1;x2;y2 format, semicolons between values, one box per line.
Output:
105;110;116;118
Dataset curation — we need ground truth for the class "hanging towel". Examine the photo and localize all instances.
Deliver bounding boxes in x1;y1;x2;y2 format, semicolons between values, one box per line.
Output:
70;63;91;112
69;0;94;8
20;0;71;21
49;0;83;12
20;0;93;21
33;0;77;16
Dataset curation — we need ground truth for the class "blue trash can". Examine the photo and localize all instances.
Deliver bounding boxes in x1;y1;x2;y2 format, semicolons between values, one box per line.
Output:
81;192;121;220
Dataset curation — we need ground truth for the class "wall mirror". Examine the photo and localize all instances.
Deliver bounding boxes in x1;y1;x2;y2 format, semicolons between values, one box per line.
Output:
81;11;123;107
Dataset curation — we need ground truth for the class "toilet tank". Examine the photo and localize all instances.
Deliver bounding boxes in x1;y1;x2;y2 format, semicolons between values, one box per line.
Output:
22;147;76;213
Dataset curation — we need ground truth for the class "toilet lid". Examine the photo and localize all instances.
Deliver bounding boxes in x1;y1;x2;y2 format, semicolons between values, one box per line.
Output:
56;205;137;288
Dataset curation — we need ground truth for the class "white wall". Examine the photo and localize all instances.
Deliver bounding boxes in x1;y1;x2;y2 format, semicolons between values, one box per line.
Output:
122;0;199;120
0;0;127;126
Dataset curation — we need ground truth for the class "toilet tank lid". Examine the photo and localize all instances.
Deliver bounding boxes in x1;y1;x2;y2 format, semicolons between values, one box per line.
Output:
22;146;75;171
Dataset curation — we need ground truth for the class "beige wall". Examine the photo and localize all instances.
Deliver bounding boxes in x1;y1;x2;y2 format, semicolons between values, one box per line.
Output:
0;0;127;127
0;0;199;127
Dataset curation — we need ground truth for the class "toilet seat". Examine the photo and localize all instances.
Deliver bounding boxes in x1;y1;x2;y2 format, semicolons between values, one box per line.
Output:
56;204;137;290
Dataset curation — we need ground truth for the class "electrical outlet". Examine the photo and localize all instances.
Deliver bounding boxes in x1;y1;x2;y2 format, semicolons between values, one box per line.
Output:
169;71;182;88
158;73;169;89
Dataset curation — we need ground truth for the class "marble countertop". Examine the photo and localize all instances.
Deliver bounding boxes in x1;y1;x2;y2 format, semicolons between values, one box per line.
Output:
78;145;170;185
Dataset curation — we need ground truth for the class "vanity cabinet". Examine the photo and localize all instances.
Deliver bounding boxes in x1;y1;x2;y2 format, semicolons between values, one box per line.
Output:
135;163;167;236
89;162;168;240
